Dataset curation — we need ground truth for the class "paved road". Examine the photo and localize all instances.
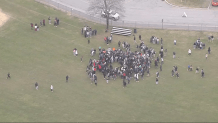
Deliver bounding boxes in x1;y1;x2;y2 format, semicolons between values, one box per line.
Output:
55;0;218;25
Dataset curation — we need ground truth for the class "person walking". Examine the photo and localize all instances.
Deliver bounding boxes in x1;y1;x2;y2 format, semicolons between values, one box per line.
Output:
7;72;11;79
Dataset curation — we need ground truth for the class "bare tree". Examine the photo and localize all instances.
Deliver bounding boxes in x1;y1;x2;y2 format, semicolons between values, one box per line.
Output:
87;0;125;31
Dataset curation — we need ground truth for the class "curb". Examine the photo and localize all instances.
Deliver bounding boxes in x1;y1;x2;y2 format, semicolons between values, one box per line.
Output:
165;0;209;10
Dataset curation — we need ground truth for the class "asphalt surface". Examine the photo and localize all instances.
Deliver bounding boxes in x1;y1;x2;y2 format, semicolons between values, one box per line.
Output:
55;0;218;24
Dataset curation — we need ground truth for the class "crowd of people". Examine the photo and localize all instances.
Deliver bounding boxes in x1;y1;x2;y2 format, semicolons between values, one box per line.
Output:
86;39;168;87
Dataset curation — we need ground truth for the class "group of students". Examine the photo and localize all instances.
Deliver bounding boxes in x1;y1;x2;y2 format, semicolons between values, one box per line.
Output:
30;16;60;31
30;19;45;31
86;38;167;87
82;26;97;38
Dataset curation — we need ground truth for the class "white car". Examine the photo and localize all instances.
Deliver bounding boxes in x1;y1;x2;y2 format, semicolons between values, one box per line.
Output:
101;10;120;21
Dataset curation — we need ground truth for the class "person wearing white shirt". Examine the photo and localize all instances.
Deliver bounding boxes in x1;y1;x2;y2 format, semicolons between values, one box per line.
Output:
188;49;191;55
50;85;53;92
174;40;177;45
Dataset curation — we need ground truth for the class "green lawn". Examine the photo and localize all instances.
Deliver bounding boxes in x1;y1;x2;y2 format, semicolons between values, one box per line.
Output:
167;0;211;8
0;0;218;122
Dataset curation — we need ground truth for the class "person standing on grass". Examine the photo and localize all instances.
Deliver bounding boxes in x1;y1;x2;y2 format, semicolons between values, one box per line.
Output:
139;35;141;41
173;52;176;59
156;77;159;85
118;41;121;47
201;71;204;78
35;24;37;31
208;47;211;54
94;75;97;86
30;23;33;30
161;38;163;44
81;56;83;62
174;39;177;45
88;39;90;44
40;20;42;27
196;67;199;73
206;53;208;59
50;85;53;92
172;69;174;77
134;35;136;44
43;19;45;26
156;71;159;78
160;64;162;71
7;72;11;79
176;72;179;78
48;16;51;24
35;82;38;90
123;79;127;88
66;75;69;82
188;49;191;55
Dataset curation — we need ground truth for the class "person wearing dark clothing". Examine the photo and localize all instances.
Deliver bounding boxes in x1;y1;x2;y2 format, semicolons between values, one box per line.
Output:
7;72;11;79
160;64;162;71
66;75;69;82
35;82;38;90
127;77;130;84
176;72;179;78
57;18;59;25
94;76;97;86
88;39;90;44
139;35;141;40
43;19;45;26
156;77;159;84
173;52;176;59
118;41;121;47
172;69;174;77
201;71;204;78
54;20;57;27
123;79;127;88
208;47;211;54
30;23;33;30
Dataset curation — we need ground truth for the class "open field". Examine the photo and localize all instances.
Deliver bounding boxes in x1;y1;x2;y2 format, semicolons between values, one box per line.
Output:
0;0;218;122
167;0;211;8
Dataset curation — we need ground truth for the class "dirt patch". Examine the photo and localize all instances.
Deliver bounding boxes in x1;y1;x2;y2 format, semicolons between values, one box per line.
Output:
0;8;9;27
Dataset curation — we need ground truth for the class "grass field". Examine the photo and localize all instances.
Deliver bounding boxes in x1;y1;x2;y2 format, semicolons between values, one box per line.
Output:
1;0;218;122
167;0;211;8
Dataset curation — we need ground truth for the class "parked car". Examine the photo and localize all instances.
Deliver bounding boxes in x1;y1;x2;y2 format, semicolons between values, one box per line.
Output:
101;10;120;21
212;0;218;6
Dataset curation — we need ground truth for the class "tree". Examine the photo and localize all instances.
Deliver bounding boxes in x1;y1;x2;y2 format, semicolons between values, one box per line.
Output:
87;0;125;31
